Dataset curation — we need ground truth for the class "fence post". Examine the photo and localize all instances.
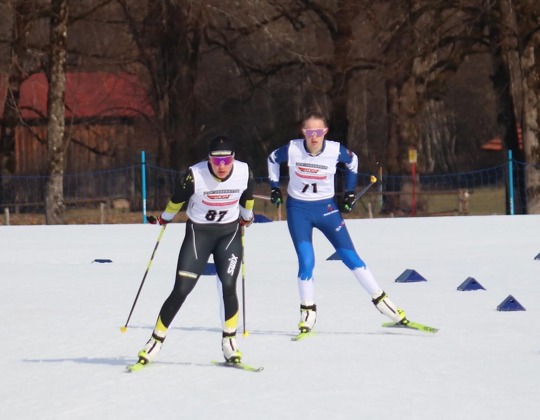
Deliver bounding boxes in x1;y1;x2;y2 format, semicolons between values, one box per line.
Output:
141;150;147;223
100;202;105;224
409;148;417;216
508;149;515;215
377;163;383;211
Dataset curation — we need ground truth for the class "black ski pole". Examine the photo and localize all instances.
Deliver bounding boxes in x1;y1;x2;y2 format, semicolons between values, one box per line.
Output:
241;226;249;337
351;175;378;206
120;224;167;333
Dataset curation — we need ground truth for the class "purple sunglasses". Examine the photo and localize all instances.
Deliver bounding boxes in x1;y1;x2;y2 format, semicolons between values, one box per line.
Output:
209;155;234;165
303;128;326;137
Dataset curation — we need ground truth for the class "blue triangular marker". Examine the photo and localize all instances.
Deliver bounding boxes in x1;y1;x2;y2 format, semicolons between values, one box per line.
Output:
496;295;526;311
92;259;113;263
395;269;427;283
202;263;217;276
254;214;272;223
457;277;486;291
535;253;540;260
326;252;341;261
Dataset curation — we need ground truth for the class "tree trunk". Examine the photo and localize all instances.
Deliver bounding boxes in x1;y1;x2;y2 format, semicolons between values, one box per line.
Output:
150;1;201;171
0;69;22;209
386;62;427;175
522;40;540;213
487;0;526;214
386;81;401;174
328;0;363;147
421;100;456;173
349;75;369;166
396;73;421;172
0;1;34;206
385;52;436;214
45;0;68;225
1;74;21;178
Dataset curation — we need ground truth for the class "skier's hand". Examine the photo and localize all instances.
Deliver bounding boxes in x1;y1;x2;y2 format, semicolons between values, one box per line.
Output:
147;215;171;225
341;191;356;213
270;188;283;207
239;214;254;228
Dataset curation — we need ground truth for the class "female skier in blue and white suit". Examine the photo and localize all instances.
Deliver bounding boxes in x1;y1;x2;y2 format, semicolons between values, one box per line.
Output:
267;111;408;334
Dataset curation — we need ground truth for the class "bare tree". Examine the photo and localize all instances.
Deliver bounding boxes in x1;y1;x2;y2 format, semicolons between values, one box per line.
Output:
373;1;486;175
516;1;540;214
4;0;534;217
497;0;540;214
113;1;320;170
45;0;68;224
483;0;540;214
114;0;207;170
0;1;46;206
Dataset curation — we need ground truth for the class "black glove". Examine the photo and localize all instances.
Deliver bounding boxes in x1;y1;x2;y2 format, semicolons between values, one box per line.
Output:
270;187;283;207
341;191;356;213
147;215;171;225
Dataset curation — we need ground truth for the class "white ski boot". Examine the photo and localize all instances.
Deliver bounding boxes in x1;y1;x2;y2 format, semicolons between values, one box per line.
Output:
372;290;407;323
137;333;165;365
222;332;242;363
298;303;317;333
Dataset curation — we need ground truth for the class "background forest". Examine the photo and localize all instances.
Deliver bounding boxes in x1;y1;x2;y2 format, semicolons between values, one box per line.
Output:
0;0;539;223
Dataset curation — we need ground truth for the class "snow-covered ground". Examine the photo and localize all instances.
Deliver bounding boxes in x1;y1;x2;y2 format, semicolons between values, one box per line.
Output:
1;215;539;420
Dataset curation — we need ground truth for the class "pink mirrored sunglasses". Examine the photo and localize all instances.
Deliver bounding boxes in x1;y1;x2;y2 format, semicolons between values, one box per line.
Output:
209;155;234;165
303;128;326;137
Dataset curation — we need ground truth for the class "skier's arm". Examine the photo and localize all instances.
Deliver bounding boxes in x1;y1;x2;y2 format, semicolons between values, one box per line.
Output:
267;144;289;189
161;170;195;221
239;169;255;223
338;145;359;192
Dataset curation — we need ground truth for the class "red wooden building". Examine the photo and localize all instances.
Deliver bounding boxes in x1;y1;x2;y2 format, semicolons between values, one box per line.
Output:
0;72;156;175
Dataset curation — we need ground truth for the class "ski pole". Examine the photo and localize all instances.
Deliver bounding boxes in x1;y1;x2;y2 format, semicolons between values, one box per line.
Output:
241;226;249;337
120;224;167;333
351;175;378;206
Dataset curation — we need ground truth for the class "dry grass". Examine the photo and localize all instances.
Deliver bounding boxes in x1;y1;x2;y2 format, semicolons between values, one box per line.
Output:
338;186;507;218
1;186;508;225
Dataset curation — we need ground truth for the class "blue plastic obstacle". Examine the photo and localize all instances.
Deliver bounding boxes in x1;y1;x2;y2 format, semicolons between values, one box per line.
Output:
395;269;427;283
326;252;341;261
535;253;540;260
496;295;526;311
92;259;113;263
254;214;272;223
457;277;486;291
202;263;217;276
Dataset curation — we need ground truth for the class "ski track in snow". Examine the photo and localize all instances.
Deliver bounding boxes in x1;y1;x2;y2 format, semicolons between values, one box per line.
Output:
1;215;539;419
